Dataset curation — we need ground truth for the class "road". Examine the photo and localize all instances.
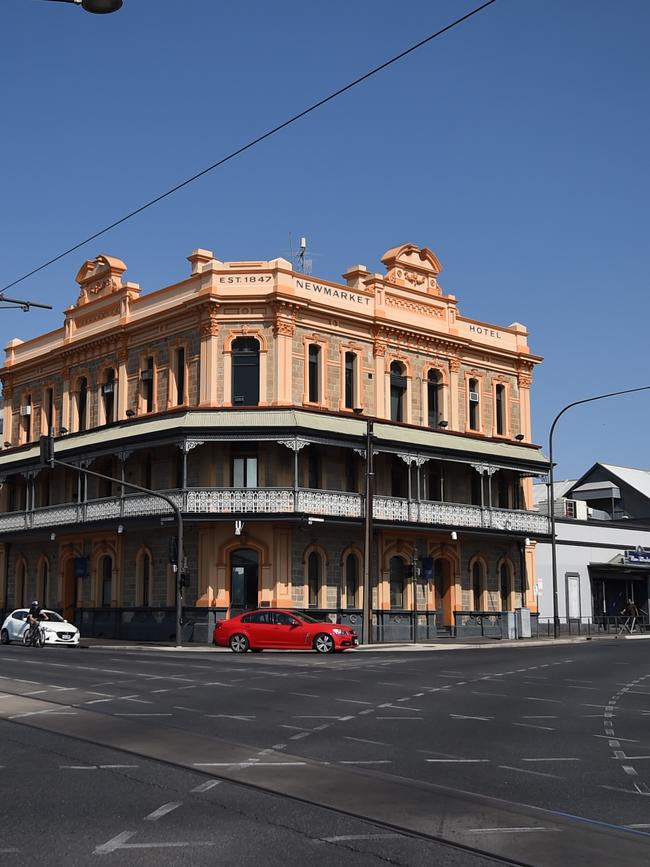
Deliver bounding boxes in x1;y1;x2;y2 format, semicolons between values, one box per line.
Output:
1;640;649;865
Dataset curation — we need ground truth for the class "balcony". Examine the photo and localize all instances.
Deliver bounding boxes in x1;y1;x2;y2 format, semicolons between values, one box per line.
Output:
0;488;549;535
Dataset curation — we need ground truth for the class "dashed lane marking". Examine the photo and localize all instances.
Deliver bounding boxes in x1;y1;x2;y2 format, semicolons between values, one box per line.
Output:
498;765;563;779
145;802;182;822
191;780;221;793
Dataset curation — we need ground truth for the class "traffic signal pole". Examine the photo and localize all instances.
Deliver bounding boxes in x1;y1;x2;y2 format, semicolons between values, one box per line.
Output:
41;435;185;647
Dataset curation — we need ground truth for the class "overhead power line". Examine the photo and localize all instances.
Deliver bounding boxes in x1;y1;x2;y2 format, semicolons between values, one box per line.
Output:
3;0;497;294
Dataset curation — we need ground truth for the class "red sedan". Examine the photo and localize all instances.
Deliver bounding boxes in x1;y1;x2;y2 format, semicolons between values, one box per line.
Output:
213;609;359;654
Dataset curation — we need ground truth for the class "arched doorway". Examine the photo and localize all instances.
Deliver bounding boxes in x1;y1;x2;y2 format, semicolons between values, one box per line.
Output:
389;556;406;609
433;558;453;628
230;548;259;611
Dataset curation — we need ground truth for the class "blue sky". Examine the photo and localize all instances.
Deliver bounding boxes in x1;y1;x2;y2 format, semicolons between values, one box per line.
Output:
2;0;648;479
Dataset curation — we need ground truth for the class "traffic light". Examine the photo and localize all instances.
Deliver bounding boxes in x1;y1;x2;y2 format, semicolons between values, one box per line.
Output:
168;536;178;565
39;434;54;468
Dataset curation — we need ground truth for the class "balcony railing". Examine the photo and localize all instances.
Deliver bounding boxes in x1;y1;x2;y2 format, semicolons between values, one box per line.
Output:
0;488;549;535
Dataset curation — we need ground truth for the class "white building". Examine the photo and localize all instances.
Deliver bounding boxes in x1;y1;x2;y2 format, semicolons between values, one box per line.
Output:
533;464;650;624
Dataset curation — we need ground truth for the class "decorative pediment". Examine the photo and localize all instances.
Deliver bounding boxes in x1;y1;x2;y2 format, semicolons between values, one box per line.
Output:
74;255;127;306
381;243;442;294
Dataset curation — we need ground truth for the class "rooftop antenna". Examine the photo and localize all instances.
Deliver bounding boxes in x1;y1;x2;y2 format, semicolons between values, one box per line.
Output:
297;236;312;275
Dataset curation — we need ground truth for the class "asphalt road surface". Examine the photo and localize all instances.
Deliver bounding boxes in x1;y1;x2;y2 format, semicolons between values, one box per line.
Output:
1;640;649;865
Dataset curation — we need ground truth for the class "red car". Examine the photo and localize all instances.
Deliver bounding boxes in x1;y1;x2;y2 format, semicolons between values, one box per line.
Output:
213;609;359;654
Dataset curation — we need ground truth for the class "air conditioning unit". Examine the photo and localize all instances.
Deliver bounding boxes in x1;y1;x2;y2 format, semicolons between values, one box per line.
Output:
20;405;32;416
102;382;114;394
469;391;479;403
140;369;153;381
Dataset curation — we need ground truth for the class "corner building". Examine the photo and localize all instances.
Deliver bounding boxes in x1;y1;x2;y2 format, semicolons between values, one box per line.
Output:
0;244;550;641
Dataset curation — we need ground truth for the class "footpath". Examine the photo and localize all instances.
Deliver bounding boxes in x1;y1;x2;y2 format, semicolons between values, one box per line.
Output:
80;632;650;653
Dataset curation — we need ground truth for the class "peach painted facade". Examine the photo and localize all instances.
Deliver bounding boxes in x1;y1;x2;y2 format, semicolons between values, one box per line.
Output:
0;244;548;641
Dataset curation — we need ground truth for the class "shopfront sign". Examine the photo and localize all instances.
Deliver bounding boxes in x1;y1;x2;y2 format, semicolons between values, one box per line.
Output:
624;546;650;564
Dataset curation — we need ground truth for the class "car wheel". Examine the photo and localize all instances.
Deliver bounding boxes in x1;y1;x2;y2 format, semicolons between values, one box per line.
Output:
229;634;250;653
0;629;9;645
313;633;335;654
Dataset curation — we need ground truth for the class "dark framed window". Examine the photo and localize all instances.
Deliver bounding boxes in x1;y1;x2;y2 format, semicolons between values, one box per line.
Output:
308;551;321;608
423;462;443;501
468;378;479;431
141;553;151;608
43;387;54;433
390;455;407;498
389;556;406;609
345;451;356;493
495;383;505;435
427;369;441;427
232;338;260;406
390;362;406;422
308;447;320;489
77;378;88;431
345;555;358;608
175;347;186;405
142;357;154;414
344;352;356;409
101;557;113;608
22;394;32;442
472;561;483;610
471;471;483;506
308;344;320;403
102;369;115;424
500;562;511;611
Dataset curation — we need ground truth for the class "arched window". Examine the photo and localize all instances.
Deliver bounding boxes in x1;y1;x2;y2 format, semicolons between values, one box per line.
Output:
389;556;406;609
77;377;88;431
427;369;441;427
100;556;113;608
139;552;151;608
15;560;26;608
230;548;259;610
307;551;322;608
38;559;50;608
345;554;359;608
472;560;484;611
141;356;155;414
500;561;512;611
495;383;506;436
232;338;260;406
102;369;115;424
390;362;406;422
21;394;32;443
468;378;480;431
173;347;186;406
308;344;321;403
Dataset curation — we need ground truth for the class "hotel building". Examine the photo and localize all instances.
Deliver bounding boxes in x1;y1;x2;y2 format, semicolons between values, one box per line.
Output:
0;243;549;641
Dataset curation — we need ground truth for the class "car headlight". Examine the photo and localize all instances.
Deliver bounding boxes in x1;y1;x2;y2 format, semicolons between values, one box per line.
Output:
332;628;346;635
41;625;54;633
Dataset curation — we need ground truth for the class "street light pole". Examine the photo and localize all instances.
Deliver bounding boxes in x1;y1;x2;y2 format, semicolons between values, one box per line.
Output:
362;420;374;645
549;385;650;639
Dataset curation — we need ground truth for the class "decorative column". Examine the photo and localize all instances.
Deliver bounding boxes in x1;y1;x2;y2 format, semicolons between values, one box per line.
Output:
61;367;71;431
448;356;460;430
278;438;309;499
117;342;128;419
272;304;296;405
199;304;219;406
373;338;386;417
1;384;13;445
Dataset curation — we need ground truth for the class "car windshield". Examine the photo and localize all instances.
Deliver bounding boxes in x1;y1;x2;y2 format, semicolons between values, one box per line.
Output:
43;611;65;623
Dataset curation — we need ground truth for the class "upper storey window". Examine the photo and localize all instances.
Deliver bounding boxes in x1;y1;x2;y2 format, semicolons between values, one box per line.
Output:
232;338;260;406
21;394;32;443
390;362;406;423
495;383;506;436
76;377;88;432
141;357;154;414
42;387;54;435
308;344;321;403
173;347;186;406
468;377;480;431
102;369;115;424
427;369;442;428
344;352;357;410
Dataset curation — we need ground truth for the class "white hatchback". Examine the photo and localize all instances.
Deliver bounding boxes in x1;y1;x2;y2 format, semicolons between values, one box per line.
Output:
1;609;81;647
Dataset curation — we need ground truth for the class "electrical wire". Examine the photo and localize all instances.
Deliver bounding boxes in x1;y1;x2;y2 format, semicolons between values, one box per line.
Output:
2;0;497;294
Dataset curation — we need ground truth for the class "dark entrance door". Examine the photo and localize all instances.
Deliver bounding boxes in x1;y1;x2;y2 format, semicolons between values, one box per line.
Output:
62;558;77;623
434;558;453;631
592;574;648;619
230;548;259;612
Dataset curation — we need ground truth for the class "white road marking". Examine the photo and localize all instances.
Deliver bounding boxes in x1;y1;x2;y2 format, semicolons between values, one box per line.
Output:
321;834;402;842
623;767;639;777
522;757;580;762
145;802;182;821
378;703;423;712
85;699;114;705
94;831;137;854
100;765;139;769
343;736;389;746
469;691;507;697
524;697;562;704
450;714;493;721
467;827;556;833
626;823;650;829
290;692;319;698
61;765;97;770
113;713;173;717
290;732;311;740
173;706;202;713
522;715;557;719
426;758;489;763
594;734;638;742
336;699;373;705
339;759;392;765
205;714;255;721
514;723;555;731
377;717;423;720
499;765;563;779
193;762;306;767
191;780;221;793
